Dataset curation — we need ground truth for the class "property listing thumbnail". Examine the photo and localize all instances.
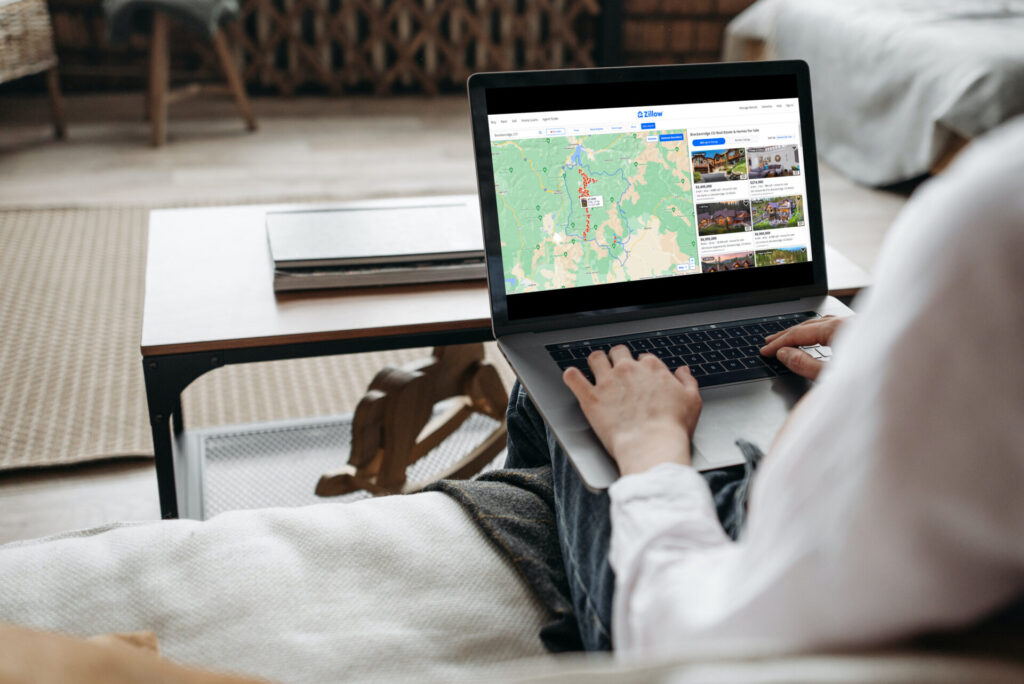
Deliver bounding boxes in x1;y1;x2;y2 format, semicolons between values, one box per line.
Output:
701;251;755;273
697;200;751;236
691;148;747;184
748;145;801;179
752;195;804;230
755;246;808;267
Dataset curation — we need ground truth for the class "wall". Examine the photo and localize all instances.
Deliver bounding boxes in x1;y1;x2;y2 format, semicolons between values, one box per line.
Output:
623;0;756;65
24;0;611;94
3;1;758;94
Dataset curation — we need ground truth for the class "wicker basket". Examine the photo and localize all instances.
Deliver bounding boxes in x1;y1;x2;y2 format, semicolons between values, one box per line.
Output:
0;0;58;84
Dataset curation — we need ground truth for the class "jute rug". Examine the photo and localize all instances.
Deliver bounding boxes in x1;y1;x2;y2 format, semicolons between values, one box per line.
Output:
0;207;514;471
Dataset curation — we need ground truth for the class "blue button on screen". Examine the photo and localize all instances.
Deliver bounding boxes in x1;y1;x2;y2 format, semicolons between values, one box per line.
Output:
658;133;684;142
640;122;655;130
693;137;725;147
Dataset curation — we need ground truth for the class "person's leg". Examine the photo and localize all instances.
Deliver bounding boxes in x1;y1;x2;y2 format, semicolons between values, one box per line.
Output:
503;381;751;650
503;380;555;470
504;380;614;650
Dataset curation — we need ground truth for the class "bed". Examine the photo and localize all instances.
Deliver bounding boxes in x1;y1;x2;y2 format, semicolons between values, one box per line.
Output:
723;0;1024;185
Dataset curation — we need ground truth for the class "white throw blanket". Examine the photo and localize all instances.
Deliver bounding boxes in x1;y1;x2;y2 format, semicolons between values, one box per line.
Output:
0;493;549;683
725;0;1024;185
2;491;1023;682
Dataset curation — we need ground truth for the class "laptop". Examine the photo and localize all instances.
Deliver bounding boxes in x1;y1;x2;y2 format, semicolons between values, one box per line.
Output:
467;60;854;489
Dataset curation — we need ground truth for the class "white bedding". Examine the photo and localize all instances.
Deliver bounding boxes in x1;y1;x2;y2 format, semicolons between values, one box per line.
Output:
725;0;1024;185
0;493;549;683
1;491;1022;683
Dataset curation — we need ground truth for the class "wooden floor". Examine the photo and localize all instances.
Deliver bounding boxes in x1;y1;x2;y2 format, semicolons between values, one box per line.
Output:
0;460;160;545
0;92;914;545
0;93;478;209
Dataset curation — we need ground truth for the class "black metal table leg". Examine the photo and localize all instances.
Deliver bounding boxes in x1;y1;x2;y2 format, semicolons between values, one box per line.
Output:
143;358;181;518
143;352;219;519
150;412;178;518
172;395;184;435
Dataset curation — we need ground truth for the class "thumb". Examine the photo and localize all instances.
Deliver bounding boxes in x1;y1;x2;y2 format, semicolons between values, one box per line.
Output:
777;347;823;380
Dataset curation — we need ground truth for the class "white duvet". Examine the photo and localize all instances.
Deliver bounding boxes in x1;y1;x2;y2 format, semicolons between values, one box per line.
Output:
0;493;549;683
725;0;1024;185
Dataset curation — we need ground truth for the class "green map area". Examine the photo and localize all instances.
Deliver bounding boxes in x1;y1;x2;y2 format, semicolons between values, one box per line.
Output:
492;129;697;294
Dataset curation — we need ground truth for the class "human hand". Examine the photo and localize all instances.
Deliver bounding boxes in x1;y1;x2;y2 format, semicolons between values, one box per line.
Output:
562;346;702;476
759;315;847;380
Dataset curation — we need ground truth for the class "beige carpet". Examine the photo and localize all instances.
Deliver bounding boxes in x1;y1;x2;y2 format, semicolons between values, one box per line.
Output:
0;206;514;471
0;94;516;472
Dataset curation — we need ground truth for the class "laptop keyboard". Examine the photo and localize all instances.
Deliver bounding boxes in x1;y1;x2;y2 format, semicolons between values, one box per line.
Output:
546;311;830;388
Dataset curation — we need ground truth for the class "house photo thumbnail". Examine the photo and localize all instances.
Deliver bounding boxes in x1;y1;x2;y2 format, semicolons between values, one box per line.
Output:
748;144;801;179
755;246;809;267
691;147;746;183
752;195;804;229
696;200;751;235
701;251;755;273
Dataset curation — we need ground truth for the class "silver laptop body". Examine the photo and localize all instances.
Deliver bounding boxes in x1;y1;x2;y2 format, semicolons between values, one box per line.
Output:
467;61;853;489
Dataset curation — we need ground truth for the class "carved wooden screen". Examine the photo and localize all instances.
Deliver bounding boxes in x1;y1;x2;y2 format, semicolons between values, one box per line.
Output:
221;0;607;95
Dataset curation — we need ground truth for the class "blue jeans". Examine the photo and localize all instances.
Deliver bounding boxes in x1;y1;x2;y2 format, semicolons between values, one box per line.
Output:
503;381;753;651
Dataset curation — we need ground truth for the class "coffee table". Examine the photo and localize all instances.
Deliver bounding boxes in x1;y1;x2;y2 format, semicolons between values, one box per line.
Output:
142;199;870;519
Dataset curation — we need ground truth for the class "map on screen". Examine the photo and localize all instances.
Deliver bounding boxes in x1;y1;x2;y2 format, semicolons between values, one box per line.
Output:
491;129;698;295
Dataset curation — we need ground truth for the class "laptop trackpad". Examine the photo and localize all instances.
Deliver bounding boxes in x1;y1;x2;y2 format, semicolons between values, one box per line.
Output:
692;376;810;471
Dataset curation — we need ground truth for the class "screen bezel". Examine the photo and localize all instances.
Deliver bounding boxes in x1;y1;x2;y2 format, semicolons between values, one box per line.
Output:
468;60;828;337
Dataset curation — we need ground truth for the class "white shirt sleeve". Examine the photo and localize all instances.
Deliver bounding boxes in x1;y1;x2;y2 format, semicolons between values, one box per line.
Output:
608;117;1024;660
608;464;733;654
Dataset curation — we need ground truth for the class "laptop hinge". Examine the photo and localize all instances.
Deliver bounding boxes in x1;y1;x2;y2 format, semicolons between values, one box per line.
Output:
493;286;824;338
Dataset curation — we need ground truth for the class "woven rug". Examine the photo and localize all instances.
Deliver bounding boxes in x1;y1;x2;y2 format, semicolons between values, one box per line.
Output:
0;207;514;471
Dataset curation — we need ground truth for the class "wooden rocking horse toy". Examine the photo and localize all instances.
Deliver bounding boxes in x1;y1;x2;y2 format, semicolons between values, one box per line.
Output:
315;343;508;497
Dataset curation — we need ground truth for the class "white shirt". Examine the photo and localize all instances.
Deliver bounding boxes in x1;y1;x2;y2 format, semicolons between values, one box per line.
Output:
608;116;1024;659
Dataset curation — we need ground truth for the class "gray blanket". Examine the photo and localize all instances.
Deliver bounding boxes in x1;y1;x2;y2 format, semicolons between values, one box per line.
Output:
427;467;583;652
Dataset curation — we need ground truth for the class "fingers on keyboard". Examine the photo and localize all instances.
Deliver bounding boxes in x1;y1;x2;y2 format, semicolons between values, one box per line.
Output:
547;313;817;387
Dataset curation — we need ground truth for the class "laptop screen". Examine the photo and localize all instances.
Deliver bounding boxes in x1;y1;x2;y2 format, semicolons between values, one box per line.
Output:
476;70;822;322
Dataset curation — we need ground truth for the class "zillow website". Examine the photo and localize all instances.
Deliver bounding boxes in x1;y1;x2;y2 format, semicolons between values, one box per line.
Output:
487;98;811;295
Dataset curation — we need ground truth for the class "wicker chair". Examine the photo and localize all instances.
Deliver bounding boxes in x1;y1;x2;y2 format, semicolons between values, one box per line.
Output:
0;0;67;139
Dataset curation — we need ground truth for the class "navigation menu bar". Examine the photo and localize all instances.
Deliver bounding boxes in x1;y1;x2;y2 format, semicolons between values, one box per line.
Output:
487;99;799;141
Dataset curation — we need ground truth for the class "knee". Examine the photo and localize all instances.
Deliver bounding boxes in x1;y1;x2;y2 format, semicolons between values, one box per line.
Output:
503;380;554;469
507;381;562;463
505;380;551;446
506;379;532;423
